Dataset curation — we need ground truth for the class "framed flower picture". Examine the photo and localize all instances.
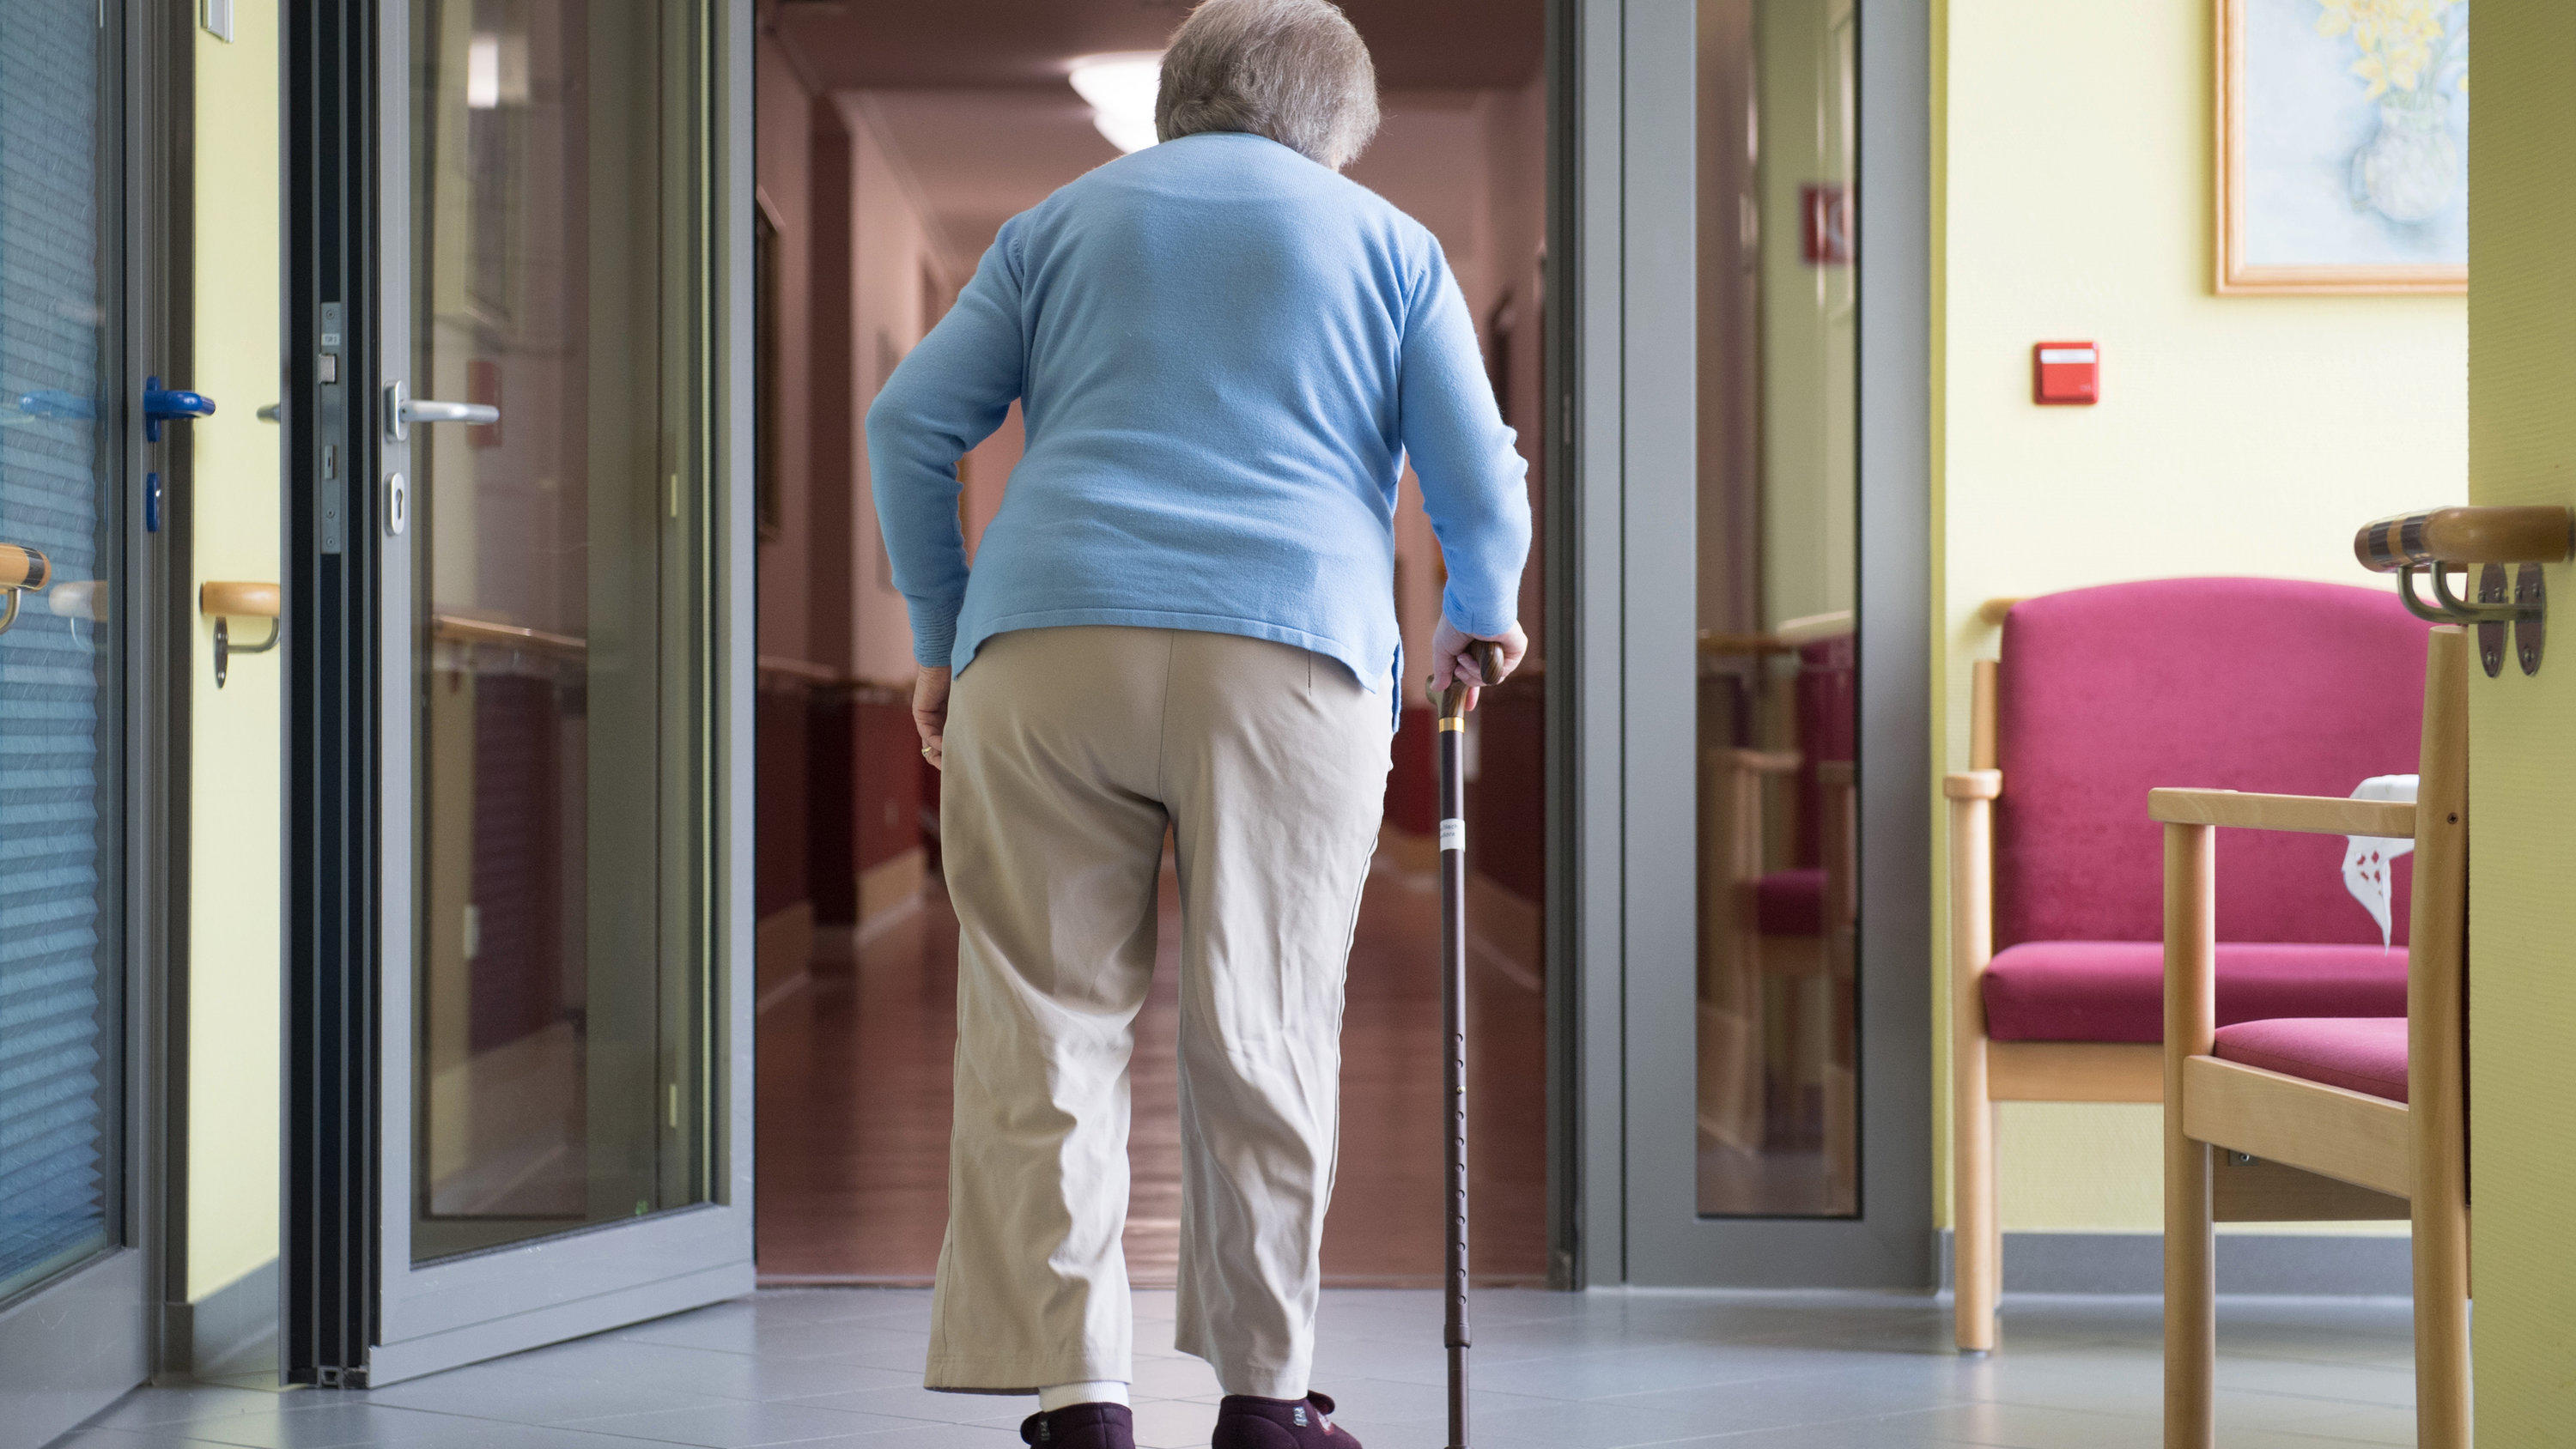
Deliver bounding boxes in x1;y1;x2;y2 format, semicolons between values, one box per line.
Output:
2217;0;2468;294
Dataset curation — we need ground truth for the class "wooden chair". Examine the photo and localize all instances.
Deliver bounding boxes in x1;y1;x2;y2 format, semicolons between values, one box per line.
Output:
1947;579;2428;1351
2158;623;2469;1449
1700;616;1857;1208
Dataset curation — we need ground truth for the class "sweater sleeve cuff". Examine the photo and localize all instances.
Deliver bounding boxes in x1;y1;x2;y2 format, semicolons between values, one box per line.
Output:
1441;585;1516;641
910;615;959;670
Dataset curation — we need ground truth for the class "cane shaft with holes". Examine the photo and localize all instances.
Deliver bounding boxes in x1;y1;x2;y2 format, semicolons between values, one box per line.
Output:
1436;640;1497;1449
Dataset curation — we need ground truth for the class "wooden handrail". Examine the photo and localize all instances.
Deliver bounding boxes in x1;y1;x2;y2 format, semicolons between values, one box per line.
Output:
1700;630;1795;658
2354;505;2574;573
1699;609;1856;658
428;612;586;658
2148;787;2414;837
200;580;281;619
45;580;105;622
0;543;52;592
756;655;841;684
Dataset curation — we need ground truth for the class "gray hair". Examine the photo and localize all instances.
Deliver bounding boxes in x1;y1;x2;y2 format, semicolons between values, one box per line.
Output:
1155;0;1381;171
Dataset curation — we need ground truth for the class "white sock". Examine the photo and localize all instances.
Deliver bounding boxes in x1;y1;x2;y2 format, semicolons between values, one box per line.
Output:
1038;1380;1131;1411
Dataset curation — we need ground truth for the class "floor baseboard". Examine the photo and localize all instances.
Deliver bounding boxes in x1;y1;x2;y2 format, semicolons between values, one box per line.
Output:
170;1258;281;1379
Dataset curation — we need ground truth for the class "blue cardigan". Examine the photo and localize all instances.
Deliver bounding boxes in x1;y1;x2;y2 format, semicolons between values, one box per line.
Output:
866;132;1531;716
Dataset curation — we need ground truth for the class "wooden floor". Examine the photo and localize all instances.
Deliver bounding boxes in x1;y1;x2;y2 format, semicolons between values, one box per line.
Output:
755;845;1551;1286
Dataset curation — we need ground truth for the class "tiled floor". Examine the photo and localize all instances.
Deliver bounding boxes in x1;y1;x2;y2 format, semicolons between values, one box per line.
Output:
61;1288;2415;1449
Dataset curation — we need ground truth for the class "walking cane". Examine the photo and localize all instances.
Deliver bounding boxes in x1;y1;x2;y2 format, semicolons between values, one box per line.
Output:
1434;640;1498;1449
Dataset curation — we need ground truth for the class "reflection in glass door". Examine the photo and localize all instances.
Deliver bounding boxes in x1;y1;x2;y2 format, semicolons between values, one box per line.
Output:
1591;0;1926;1288
0;0;151;1431
407;0;717;1260
1695;0;1858;1218
0;0;125;1304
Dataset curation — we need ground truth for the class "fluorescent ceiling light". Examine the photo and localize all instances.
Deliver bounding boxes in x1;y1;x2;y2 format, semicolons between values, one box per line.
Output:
1069;52;1163;154
467;34;501;109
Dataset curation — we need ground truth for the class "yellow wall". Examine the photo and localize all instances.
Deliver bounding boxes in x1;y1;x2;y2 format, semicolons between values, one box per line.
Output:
1932;0;2465;1231
187;6;284;1303
2464;0;2576;1425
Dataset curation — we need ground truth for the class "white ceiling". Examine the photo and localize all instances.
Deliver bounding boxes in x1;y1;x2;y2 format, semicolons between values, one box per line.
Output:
841;89;1121;277
849;88;1509;287
770;0;1542;92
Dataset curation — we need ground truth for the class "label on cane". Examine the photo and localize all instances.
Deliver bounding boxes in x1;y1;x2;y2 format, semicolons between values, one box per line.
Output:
1439;817;1465;852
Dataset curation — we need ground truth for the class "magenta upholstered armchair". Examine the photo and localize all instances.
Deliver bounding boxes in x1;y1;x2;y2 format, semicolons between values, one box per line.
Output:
2157;625;2470;1449
1946;577;2428;1351
1702;621;1857;1210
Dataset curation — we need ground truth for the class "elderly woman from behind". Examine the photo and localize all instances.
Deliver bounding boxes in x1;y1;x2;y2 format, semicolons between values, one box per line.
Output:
866;3;1530;1447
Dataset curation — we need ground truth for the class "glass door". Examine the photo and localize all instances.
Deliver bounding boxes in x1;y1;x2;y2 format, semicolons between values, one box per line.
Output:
364;0;751;1382
1693;0;1859;1222
1608;0;1933;1286
0;0;150;1435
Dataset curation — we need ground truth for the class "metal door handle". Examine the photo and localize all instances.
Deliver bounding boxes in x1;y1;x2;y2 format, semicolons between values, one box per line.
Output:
404;399;498;425
385;380;499;441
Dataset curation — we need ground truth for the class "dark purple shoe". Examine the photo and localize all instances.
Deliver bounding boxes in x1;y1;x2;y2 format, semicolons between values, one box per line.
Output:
1212;1392;1361;1449
1019;1403;1134;1449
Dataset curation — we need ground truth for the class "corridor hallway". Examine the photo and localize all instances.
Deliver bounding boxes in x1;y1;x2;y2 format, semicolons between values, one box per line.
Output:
750;0;1554;1290
756;842;1551;1285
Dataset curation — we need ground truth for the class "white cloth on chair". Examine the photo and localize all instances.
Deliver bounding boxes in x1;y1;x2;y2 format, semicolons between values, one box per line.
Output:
2342;774;2419;949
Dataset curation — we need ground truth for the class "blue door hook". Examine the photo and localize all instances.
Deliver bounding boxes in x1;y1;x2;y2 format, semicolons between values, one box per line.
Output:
143;379;216;532
15;389;95;420
143;377;216;443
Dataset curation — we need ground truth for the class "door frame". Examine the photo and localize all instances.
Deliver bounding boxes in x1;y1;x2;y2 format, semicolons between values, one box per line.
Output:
1557;0;1934;1288
283;0;756;1386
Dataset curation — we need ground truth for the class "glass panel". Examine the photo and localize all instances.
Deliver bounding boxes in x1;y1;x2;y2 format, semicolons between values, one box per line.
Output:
410;0;715;1261
0;0;123;1300
1695;0;1858;1217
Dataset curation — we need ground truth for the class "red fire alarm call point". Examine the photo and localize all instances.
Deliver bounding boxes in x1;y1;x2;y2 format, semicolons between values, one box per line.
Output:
2032;342;2098;405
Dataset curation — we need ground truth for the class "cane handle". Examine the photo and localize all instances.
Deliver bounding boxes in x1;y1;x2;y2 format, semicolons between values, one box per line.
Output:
1437;640;1502;724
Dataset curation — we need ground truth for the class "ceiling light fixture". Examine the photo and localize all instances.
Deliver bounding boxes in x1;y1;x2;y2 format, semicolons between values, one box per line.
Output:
466;33;501;109
1069;52;1164;154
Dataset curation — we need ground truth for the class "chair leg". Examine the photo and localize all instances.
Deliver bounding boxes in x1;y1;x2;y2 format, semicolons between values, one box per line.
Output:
2163;1132;2214;1449
2413;1187;2470;1448
1953;1043;1997;1353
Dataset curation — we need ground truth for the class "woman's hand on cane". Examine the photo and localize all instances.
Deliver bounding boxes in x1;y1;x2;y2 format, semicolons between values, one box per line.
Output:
914;665;952;771
1428;616;1527;713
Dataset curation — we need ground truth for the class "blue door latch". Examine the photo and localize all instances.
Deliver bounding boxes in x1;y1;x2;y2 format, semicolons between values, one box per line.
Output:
143;378;215;534
143;377;216;442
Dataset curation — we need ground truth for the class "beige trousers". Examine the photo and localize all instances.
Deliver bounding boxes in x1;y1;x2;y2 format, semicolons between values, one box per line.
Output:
924;626;1392;1398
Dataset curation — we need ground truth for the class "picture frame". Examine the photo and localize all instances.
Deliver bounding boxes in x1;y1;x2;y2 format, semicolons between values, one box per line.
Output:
2216;0;2468;294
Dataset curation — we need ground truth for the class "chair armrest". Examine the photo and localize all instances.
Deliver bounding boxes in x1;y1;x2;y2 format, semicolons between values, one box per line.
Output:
1947;768;1999;1041
1943;769;2001;801
2147;788;2415;838
1700;631;1797;659
1733;749;1803;777
1776;609;1855;646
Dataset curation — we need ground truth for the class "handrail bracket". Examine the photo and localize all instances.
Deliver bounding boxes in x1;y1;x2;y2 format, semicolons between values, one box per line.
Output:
2362;506;2570;677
